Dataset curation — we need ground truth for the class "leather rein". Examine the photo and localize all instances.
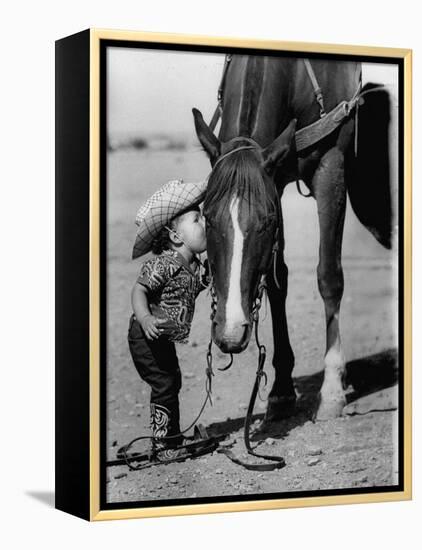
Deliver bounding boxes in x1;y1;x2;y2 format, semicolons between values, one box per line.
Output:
206;273;286;471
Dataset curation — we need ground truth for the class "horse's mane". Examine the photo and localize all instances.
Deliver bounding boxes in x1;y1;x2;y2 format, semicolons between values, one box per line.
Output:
203;149;278;220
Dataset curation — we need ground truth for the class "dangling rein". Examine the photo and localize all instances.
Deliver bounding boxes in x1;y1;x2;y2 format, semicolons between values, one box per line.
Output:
207;275;286;471
205;206;285;471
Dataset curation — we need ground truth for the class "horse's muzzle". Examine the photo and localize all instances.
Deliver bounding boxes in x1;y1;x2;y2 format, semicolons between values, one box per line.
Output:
212;320;252;353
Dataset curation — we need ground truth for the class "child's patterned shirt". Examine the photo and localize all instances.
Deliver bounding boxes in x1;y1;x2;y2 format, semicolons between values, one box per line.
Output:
137;249;208;343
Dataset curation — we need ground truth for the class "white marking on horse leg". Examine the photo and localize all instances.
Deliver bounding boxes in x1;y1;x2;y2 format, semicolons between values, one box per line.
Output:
225;196;246;337
317;314;346;420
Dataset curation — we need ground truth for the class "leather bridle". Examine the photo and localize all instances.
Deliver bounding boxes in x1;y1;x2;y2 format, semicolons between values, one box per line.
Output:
208;136;282;290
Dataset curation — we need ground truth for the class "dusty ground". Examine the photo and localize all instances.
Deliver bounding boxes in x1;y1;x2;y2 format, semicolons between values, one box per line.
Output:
106;150;399;504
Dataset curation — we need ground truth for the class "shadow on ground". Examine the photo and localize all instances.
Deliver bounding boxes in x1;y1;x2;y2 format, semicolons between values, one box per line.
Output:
26;491;55;508
206;348;398;443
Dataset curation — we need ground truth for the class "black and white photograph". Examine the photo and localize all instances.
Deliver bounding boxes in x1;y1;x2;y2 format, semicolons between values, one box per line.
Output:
4;0;422;541
103;41;403;508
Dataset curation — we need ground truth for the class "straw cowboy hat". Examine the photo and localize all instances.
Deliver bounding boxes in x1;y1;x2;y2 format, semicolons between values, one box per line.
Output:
132;179;207;259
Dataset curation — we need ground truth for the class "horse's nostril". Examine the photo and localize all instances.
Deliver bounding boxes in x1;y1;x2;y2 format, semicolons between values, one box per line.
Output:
234;323;251;346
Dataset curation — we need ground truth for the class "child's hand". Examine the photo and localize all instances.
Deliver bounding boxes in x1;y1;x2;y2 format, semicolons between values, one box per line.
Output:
139;314;166;340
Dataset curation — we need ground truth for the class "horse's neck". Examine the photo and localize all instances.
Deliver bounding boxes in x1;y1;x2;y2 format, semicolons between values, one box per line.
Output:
219;57;362;138
219;56;293;147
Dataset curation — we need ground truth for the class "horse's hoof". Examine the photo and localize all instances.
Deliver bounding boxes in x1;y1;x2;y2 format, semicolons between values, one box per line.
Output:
315;395;346;421
264;395;296;423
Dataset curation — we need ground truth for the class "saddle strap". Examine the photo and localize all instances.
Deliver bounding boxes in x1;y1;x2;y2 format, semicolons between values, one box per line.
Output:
295;90;361;152
304;59;326;118
298;59;362;152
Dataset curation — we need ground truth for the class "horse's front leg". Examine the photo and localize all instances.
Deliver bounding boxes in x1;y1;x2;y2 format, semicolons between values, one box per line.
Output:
265;213;296;422
313;146;347;420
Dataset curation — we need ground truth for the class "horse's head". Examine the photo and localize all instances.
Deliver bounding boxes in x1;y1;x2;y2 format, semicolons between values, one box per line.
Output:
193;108;296;353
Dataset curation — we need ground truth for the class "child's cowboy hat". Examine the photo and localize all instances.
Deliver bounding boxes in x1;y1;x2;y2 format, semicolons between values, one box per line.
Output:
132;179;207;259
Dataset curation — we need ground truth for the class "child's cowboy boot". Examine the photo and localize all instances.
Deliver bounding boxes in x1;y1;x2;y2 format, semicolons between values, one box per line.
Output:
150;403;189;461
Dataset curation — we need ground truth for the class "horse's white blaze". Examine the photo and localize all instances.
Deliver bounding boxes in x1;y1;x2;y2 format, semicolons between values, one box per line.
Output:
225;196;246;334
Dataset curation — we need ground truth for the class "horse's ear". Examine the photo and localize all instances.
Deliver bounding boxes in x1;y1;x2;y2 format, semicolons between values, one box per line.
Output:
262;119;297;175
192;108;221;161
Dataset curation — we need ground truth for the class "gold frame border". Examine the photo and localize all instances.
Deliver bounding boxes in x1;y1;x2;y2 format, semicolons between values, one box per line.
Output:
89;28;412;521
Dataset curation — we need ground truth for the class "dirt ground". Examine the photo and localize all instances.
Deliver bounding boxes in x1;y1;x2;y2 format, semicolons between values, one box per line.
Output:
106;149;399;504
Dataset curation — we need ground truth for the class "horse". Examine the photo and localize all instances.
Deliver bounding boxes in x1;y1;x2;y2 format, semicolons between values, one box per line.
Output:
192;54;392;421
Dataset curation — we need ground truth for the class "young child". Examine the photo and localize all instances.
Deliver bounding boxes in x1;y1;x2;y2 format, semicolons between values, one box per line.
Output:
129;179;208;460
